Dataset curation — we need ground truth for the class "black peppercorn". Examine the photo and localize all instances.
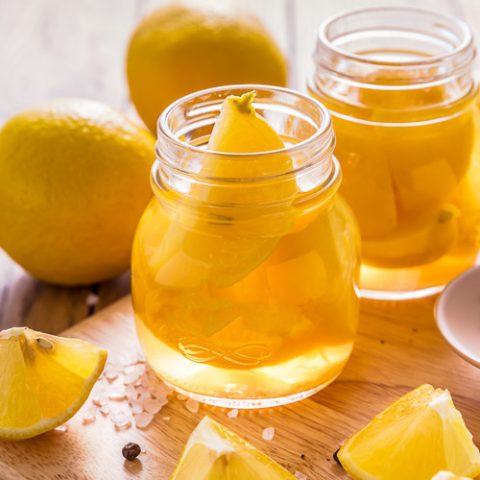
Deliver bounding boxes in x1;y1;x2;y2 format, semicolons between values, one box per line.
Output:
122;442;141;461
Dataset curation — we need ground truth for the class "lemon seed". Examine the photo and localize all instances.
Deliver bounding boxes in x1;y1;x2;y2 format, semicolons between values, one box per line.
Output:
36;337;53;350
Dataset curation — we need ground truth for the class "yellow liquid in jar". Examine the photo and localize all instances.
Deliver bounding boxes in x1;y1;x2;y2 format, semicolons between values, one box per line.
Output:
132;195;359;406
311;62;480;294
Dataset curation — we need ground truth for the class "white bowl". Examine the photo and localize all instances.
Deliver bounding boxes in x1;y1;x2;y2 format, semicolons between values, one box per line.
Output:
436;266;480;368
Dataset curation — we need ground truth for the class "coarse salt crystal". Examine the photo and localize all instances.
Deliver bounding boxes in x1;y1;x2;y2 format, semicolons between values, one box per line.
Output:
162;416;171;422
227;408;238;419
125;385;139;403
294;471;308;480
92;394;108;407
85;293;99;307
143;397;166;415
123;370;141;386
138;389;152;402
134;412;154;429
82;407;97;425
53;424;68;434
185;398;199;414
111;411;131;431
108;386;126;401
262;427;275;441
150;384;168;400
99;405;110;416
130;400;144;415
104;366;119;383
177;393;188;401
120;352;139;367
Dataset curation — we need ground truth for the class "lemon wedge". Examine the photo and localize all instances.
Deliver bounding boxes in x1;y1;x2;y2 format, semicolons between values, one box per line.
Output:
0;327;107;440
337;385;480;480
432;472;473;480
149;91;296;288
363;204;459;268
171;416;295;479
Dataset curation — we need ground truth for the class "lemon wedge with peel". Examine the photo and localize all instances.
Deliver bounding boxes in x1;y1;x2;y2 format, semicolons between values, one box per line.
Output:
0;327;107;440
338;385;480;480
171;416;295;479
148;91;296;289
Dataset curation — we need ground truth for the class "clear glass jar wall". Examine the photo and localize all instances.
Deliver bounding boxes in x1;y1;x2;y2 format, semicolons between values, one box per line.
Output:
131;85;360;408
309;7;480;299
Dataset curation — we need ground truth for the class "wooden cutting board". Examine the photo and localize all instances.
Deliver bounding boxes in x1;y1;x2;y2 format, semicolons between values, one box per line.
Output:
1;295;480;480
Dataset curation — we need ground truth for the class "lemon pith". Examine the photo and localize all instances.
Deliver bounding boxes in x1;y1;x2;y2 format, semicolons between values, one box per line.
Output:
338;385;480;480
0;327;107;440
170;416;295;479
431;471;473;480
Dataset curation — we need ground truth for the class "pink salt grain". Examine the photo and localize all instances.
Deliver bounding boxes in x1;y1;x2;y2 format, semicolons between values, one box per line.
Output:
108;386;126;401
143;397;166;415
99;405;110;416
92;394;108;407
185;398;199;414
104;366;119;383
82;407;97;425
85;293;99;307
262;427;275;441
134;412;154;429
294;472;308;480
111;412;131;431
130;400;144;415
53;424;68;434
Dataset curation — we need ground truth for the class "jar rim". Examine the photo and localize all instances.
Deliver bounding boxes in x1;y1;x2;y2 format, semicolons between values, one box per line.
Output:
157;84;333;158
317;6;474;69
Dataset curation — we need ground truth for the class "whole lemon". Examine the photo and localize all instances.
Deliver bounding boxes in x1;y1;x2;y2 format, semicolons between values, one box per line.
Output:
126;2;288;133
0;99;155;285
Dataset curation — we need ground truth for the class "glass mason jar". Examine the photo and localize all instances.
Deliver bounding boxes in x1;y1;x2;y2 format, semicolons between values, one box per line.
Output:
131;85;360;408
309;7;480;299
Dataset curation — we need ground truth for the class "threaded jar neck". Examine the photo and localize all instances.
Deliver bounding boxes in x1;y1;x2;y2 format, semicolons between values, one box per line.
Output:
310;7;477;122
153;84;338;210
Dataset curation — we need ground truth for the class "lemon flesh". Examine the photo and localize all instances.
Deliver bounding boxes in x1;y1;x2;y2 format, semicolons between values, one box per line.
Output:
149;92;296;288
170;416;295;479
338;385;480;480
0;327;107;440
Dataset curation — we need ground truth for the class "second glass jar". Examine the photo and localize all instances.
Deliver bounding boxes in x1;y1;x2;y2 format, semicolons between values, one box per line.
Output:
309;7;480;299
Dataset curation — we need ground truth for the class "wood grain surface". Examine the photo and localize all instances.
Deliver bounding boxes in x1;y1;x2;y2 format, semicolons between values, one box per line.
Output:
0;295;478;480
1;0;479;335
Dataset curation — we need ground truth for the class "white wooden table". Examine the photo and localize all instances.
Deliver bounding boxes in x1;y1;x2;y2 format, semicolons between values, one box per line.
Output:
0;0;477;332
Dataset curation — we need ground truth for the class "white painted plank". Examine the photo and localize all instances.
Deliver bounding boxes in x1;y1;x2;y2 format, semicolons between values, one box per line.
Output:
0;0;139;123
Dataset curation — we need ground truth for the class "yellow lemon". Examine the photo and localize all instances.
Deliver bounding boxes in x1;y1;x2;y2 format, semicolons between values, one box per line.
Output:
338;385;480;480
0;99;155;285
0;327;107;440
126;2;287;133
171;416;295;479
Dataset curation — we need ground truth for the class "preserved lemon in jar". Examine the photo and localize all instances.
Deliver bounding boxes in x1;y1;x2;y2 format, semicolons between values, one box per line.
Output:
132;86;360;407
